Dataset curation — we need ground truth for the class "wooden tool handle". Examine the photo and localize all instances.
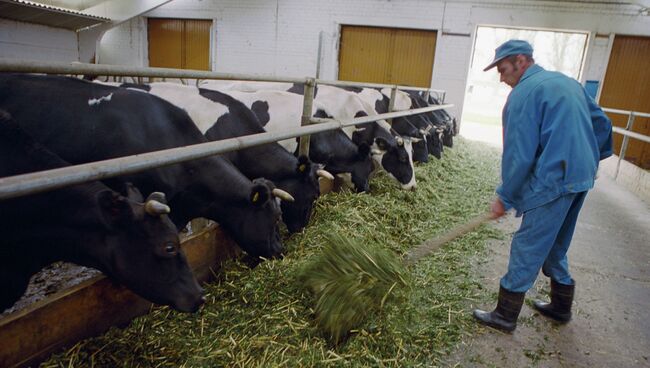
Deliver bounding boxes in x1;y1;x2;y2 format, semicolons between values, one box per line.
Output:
404;211;494;265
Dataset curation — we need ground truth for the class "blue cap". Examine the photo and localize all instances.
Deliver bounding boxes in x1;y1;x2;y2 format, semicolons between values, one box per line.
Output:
483;39;534;71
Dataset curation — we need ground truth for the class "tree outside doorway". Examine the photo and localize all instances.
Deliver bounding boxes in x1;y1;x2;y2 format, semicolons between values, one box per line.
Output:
461;26;588;147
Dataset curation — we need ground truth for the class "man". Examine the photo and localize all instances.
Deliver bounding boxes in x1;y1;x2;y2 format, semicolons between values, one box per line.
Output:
473;39;613;332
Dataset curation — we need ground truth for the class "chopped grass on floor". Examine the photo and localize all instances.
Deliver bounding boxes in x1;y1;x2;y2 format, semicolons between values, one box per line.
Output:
41;137;502;367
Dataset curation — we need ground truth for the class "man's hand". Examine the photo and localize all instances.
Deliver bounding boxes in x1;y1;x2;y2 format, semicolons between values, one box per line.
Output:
490;197;506;219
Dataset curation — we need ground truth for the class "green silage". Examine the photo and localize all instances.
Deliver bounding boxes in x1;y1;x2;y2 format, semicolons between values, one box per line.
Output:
41;138;501;367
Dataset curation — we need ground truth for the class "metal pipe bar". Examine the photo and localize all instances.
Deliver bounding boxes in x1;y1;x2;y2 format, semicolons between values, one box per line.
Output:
309;104;454;126
0;122;338;200
0;58;307;84
614;113;636;180
603;107;650;119
299;78;316;156
611;126;650;144
0;58;447;96
0;102;454;200
387;86;398;125
315;78;446;94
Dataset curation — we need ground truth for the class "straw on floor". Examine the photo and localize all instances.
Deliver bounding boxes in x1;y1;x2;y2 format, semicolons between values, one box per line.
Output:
300;212;493;343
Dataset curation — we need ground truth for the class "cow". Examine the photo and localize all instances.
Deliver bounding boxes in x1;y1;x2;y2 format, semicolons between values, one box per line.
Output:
343;86;442;161
0;73;289;259
0;110;204;313
400;90;446;159
200;81;418;190
423;93;457;148
299;85;417;190
215;89;374;192
114;82;332;234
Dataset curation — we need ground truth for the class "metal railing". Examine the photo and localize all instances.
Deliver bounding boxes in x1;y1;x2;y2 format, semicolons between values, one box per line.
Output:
602;108;650;179
0;58;453;200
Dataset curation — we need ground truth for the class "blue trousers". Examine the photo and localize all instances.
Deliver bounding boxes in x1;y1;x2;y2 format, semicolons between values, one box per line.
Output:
500;191;588;293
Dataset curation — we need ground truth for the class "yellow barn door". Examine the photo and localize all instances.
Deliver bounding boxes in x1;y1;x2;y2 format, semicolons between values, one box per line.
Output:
600;35;650;169
338;25;437;88
148;18;212;70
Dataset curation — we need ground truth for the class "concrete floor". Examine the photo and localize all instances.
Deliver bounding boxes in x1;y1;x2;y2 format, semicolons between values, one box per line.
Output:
446;175;650;367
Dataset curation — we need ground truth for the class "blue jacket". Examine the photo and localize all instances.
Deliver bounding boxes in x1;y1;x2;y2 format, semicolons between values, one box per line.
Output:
497;64;613;214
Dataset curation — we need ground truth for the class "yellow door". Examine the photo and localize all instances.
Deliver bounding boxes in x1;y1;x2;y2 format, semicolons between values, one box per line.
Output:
600;35;650;169
338;25;437;88
148;18;211;70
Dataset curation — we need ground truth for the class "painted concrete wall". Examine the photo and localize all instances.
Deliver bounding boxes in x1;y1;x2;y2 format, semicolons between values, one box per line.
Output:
92;1;650;117
0;18;79;62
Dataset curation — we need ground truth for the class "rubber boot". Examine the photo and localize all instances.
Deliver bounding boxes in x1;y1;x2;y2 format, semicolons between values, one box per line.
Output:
533;279;574;323
473;286;525;332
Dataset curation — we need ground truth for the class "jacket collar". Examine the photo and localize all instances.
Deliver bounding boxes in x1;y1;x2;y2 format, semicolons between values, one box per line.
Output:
518;64;544;84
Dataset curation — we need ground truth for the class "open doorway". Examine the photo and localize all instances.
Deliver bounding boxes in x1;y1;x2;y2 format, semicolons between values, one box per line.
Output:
461;26;589;147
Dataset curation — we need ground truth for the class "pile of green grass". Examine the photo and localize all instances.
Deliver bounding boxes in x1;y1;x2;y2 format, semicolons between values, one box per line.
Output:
41;137;501;367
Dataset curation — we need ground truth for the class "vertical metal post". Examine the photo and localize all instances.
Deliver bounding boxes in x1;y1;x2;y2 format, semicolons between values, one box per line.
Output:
614;112;635;180
316;31;324;79
423;89;430;103
387;85;398;125
299;78;316;157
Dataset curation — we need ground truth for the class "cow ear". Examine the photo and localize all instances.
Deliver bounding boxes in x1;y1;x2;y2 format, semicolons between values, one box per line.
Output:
124;182;144;203
375;137;390;151
97;190;135;226
351;131;363;146
250;180;271;206
296;155;311;176
357;142;371;157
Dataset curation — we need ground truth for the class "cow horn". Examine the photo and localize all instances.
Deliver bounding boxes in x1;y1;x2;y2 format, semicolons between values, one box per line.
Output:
145;200;171;215
317;169;335;180
272;188;295;202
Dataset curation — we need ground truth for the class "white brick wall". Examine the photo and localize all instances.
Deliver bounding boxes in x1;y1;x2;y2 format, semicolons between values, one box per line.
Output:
0;18;78;62
89;0;650;116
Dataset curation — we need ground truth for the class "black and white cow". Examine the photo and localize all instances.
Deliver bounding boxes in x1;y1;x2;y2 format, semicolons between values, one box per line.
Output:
345;86;443;161
200;81;418;190
115;82;332;233
213;89;374;193
284;85;418;190
0;73;288;259
423;93;456;148
400;90;446;159
0;111;204;313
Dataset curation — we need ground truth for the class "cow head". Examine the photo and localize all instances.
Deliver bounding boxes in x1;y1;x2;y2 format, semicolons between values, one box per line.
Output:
392;116;429;163
427;128;443;160
349;142;373;192
275;155;331;233
371;136;416;191
96;185;204;313
215;178;286;259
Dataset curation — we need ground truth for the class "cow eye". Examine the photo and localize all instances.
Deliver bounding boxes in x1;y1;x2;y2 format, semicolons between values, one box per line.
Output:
164;242;177;255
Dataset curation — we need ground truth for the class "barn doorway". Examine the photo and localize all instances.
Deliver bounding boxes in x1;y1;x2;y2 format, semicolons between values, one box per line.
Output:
461;26;588;147
599;35;650;169
148;18;212;70
338;25;437;88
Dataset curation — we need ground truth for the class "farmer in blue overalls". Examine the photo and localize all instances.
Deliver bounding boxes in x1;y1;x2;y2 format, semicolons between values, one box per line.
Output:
473;39;613;332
